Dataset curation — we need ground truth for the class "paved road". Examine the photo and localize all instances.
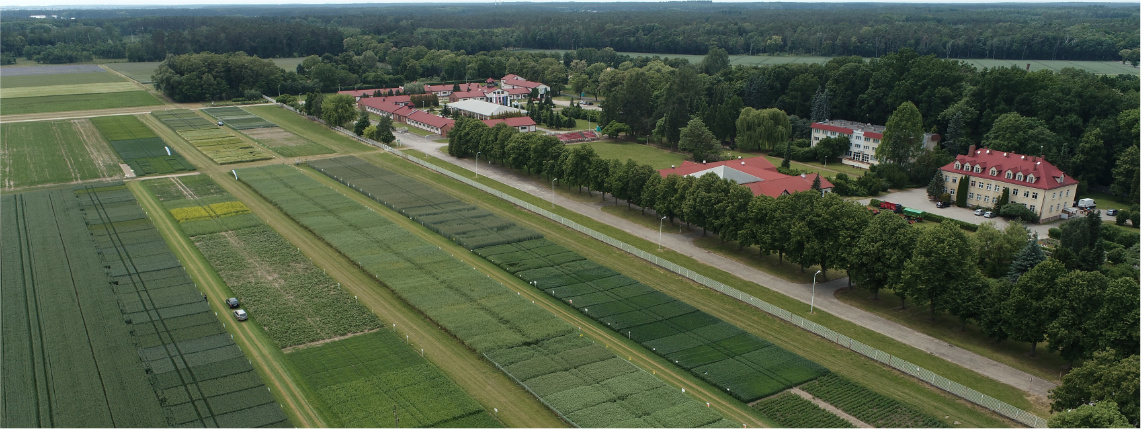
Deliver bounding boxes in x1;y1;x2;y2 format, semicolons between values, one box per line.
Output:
393;131;1058;401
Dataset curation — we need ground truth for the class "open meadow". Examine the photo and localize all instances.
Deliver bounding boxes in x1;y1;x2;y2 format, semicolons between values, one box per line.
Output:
1;119;121;189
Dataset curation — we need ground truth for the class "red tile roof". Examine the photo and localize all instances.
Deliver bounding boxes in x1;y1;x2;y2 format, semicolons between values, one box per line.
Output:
940;148;1078;190
406;110;455;129
424;83;484;93
657;158;832;198
483;117;536;128
358;96;412;109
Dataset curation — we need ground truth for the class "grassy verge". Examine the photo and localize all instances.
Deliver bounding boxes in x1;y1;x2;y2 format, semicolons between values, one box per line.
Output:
362;151;1030;426
0;91;162;115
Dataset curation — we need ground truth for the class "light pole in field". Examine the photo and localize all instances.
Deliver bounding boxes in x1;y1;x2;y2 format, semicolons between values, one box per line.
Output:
810;270;822;314
551;178;558;209
658;216;668;250
475;152;481;178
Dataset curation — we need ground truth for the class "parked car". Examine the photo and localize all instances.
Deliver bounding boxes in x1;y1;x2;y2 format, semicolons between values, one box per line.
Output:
1107;209;1119;216
984;211;996;218
935;201;948;208
974;209;985;216
217;121;225;126
233;309;248;321
584;101;594;105
226;297;240;308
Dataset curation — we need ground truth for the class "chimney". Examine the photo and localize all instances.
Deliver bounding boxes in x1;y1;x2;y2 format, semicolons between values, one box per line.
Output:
968;144;976;155
800;173;806;178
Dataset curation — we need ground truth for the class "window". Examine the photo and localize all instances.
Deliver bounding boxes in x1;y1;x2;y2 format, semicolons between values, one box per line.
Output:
985;196;991;203
968;192;974;199
952;177;957;183
1030;205;1036;212
1028;174;1035;183
990;167;998;176
971;180;976;187
1005;171;1013;179
1013;188;1019;196
1024;191;1029;197
1049;205;1053;213
945;176;950;182
986;183;992;191
950;189;955;195
955;162;962;170
974;166;982;173
1052;192;1056;199
1032;192;1038;199
1016;173;1024;181
1066;189;1070;197
979;182;984;189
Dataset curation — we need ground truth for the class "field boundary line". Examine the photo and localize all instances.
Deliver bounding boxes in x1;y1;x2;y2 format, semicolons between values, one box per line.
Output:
277;99;1047;428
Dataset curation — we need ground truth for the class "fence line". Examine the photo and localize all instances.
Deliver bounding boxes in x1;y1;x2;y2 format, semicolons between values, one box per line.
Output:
290;102;1046;428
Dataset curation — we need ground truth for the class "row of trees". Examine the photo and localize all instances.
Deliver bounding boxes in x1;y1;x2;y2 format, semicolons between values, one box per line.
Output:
7;4;1135;64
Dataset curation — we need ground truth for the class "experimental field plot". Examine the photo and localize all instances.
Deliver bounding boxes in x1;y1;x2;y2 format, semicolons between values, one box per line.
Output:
1;119;120;189
203;107;333;157
153;109;273;164
750;392;855;428
0;65;161;115
139;174;495;427
240;163;734;428
307;155;950;427
1;184;288;428
90;115;195;176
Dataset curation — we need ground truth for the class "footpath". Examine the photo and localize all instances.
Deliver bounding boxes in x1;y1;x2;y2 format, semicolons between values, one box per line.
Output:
393;132;1057;401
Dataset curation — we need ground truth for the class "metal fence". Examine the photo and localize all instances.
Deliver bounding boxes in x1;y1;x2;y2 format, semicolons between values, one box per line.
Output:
297;102;1046;428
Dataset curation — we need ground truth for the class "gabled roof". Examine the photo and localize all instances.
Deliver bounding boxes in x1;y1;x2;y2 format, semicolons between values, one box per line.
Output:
483;117;537;128
657;158;832;198
450;90;487;100
424;82;484;93
406;110;455;129
358;96;412;109
940;148;1078;190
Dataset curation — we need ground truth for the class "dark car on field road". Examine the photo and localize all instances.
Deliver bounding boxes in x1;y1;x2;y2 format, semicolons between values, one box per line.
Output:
226;297;240;308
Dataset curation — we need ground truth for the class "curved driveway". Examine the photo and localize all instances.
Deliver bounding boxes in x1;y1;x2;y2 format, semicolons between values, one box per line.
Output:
391;132;1057;401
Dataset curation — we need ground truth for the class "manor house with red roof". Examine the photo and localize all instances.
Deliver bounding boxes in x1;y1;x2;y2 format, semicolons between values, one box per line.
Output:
658;157;832;198
940;145;1078;222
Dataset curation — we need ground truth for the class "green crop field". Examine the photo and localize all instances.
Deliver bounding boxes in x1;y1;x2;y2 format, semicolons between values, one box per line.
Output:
1;71;126;88
288;332;500;427
2;82;140;99
0;91;163;115
90;115;195;176
104;62;161;83
1;120;120;189
800;373;948;428
522;49;1140;75
203;107;334;157
240;162;735;427
153;109;273;164
2;184;289;428
751;392;854;428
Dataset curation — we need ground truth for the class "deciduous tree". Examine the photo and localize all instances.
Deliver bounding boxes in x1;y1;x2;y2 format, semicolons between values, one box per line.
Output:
877;101;924;166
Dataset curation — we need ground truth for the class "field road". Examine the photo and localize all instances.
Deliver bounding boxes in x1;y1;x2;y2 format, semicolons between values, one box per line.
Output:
391;131;1058;401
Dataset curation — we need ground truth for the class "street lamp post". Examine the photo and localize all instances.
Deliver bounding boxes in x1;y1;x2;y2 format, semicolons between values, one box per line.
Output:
810;270;822;314
475;152;481;178
551;178;558;208
658;216;667;250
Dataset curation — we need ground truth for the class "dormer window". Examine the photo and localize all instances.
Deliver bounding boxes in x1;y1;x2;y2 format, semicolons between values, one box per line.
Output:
1005;171;1013;179
973;166;982;173
989;167;998;176
1027;174;1035;183
962;163;970;171
955;162;962;170
1016;173;1024;181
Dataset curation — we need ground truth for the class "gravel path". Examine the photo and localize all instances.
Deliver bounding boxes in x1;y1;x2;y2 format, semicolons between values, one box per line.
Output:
393;131;1058;401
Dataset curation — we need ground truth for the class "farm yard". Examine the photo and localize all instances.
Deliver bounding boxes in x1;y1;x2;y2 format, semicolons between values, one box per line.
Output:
0;65;162;115
203;107;334;157
238;163;736;428
1;183;288;428
90;115;196;176
1;119;121;189
153;109;274;164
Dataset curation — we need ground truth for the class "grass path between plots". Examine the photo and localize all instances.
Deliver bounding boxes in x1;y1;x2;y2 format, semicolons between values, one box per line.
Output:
291;161;770;427
127;180;325;427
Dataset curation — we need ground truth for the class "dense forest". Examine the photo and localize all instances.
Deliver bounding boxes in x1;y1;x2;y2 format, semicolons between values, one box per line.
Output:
2;3;1139;64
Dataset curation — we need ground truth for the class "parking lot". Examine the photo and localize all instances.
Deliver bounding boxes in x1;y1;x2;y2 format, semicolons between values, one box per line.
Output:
857;187;1076;237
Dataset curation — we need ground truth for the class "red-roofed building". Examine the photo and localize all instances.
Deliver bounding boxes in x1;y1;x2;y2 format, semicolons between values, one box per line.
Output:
483;117;537;132
940;146;1078;222
424;82;485;97
658;157;832;198
811;119;940;169
500;74;549;95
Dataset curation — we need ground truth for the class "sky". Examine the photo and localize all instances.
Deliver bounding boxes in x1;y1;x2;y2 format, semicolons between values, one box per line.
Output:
10;0;1139;7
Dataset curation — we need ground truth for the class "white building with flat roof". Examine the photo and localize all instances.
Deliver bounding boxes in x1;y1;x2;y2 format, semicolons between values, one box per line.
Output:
447;99;527;120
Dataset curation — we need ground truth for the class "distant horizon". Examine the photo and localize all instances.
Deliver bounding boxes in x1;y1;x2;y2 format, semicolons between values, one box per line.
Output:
5;0;1139;8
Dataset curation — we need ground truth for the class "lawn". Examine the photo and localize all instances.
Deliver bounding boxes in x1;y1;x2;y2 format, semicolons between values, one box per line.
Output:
382;151;1041;425
585;140;686;169
1082;191;1134;211
0;91;163;115
1;120;121;189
